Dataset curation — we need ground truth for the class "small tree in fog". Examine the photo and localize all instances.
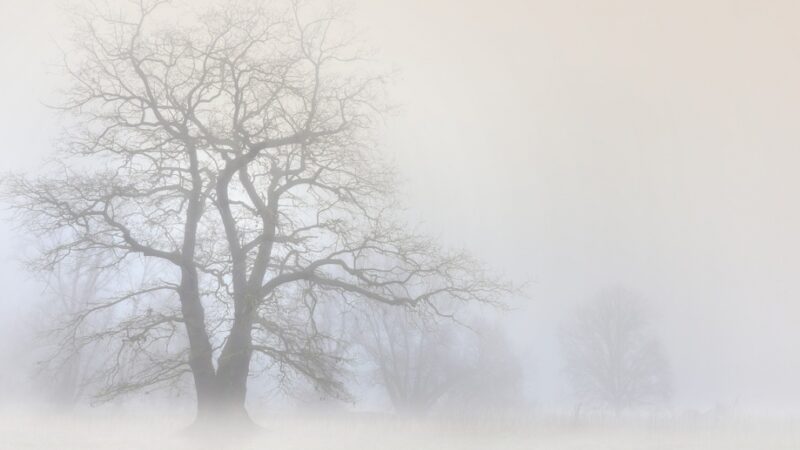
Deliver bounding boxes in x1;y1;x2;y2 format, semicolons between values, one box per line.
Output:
36;254;113;409
442;319;525;413
352;303;469;414
559;289;670;416
354;306;524;415
5;0;509;426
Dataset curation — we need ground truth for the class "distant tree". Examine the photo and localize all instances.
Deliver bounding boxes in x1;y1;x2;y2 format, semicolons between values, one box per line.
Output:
559;288;670;416
352;303;469;414
442;319;525;414
36;254;113;410
353;304;524;415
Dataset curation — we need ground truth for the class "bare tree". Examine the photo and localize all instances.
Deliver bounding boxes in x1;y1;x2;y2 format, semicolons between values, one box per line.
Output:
442;319;525;414
353;307;524;416
5;0;508;426
35;254;113;410
559;288;671;417
352;303;470;414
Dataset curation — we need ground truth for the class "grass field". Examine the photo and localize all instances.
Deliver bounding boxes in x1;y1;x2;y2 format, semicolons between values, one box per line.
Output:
2;411;799;450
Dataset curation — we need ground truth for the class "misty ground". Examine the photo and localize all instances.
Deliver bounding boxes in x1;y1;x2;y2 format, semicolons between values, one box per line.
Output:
2;410;799;450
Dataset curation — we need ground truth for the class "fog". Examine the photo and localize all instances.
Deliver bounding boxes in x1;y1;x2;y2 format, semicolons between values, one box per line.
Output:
2;0;800;447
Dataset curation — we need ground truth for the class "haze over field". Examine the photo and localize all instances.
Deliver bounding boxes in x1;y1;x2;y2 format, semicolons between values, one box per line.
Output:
2;0;800;448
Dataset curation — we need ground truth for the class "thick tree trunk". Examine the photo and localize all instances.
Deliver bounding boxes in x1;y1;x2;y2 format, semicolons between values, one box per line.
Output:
186;294;256;427
177;266;221;423
214;309;254;422
206;156;267;428
179;144;234;425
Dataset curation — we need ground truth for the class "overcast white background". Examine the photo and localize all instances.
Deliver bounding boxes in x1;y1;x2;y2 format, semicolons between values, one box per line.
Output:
2;0;800;413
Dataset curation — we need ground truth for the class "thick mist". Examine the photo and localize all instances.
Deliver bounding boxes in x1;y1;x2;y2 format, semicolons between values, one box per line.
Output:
2;0;800;448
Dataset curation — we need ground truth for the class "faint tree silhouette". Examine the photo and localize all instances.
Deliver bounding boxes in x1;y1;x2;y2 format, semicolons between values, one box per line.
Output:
560;288;670;417
351;302;468;414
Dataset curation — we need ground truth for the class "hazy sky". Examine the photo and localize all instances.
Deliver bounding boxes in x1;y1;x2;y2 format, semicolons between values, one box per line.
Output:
3;0;800;411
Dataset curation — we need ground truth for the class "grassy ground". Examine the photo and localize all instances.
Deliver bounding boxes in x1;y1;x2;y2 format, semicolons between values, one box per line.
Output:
2;411;799;449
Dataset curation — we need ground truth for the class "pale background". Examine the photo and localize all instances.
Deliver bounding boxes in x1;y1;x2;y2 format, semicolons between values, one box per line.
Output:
2;0;800;413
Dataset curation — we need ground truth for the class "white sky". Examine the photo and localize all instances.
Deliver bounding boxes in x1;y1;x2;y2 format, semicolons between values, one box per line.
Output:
3;0;800;411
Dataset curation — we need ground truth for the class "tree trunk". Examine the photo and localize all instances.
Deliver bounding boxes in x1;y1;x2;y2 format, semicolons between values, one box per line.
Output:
214;314;254;421
179;286;256;427
177;267;220;423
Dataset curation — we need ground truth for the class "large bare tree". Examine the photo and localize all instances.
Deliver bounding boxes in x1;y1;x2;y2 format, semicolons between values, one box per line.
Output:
559;288;671;417
5;0;507;426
